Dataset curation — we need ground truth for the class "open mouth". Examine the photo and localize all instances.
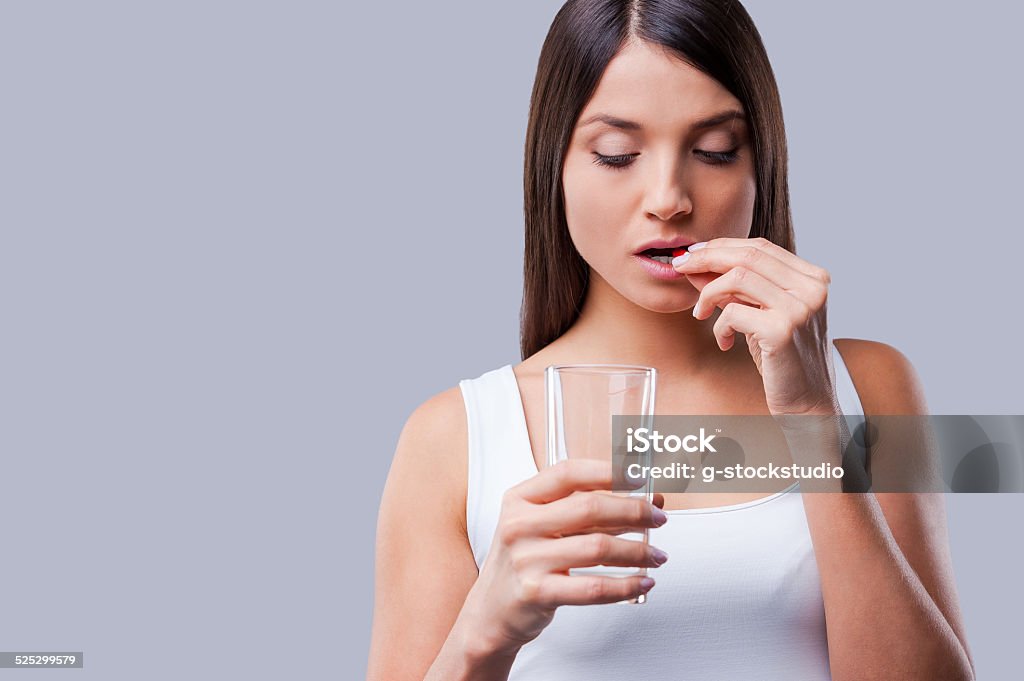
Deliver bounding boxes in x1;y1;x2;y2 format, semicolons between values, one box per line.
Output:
638;246;688;264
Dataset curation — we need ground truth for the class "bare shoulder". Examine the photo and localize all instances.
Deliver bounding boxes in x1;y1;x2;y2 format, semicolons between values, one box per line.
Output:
833;337;929;415
387;384;469;528
368;384;477;680
398;385;468;453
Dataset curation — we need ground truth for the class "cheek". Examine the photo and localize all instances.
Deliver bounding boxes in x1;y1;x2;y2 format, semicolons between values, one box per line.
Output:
562;160;628;256
696;172;757;235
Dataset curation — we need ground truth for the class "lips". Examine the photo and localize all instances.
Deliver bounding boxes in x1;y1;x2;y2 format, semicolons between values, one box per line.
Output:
634;252;686;280
639;246;690;258
634;237;696;257
632;237;698;280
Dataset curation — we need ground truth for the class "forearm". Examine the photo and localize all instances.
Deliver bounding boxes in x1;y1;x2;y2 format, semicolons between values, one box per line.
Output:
422;617;521;681
785;421;972;680
802;491;973;680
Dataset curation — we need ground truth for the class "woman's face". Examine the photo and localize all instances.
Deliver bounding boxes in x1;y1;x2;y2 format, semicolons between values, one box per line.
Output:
562;39;757;313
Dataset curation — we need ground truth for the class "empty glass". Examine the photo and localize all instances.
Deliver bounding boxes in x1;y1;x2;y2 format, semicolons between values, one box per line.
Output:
544;364;656;603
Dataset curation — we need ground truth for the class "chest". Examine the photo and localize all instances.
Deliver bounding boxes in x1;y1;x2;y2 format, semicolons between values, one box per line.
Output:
515;370;783;511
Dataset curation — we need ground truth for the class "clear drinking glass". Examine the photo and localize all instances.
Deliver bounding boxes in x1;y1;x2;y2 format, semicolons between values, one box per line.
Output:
544;364;657;604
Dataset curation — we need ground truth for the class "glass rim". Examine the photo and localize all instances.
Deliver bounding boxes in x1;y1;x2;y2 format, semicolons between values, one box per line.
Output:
546;363;656;375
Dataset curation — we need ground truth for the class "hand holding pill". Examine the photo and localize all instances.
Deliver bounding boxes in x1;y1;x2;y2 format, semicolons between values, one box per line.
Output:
671;237;839;418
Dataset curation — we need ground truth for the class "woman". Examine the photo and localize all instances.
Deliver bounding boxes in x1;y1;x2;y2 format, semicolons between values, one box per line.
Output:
368;1;975;679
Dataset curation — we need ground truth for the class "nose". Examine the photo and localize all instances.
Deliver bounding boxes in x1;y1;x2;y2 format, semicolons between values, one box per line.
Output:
643;156;693;222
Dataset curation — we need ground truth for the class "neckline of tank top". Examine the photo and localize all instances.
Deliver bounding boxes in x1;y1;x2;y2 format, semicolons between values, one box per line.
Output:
500;364;803;515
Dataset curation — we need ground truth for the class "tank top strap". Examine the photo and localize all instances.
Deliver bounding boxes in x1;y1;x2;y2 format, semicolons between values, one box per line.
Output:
831;339;866;440
459;365;537;569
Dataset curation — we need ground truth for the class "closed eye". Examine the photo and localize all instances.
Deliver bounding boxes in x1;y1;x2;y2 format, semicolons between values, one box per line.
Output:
591;152;638;170
591;149;741;170
698;149;741;165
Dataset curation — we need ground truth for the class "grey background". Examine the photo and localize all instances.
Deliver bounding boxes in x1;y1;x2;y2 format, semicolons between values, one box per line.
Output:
0;1;1019;679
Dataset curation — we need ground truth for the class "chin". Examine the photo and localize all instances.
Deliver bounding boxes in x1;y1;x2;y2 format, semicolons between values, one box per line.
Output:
640;300;695;315
591;268;696;313
628;287;697;314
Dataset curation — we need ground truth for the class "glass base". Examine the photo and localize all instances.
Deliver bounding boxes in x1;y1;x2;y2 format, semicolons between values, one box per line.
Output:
568;565;648;604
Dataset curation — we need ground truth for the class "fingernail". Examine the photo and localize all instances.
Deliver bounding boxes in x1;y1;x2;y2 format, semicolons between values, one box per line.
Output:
652;506;668;526
651;547;669;565
640;577;655;591
689;241;707;251
672;252;690;267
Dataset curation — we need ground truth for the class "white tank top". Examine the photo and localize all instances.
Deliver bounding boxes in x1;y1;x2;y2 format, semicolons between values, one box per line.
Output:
458;341;865;680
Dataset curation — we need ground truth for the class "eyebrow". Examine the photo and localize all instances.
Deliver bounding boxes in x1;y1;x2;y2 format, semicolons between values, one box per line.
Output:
578;109;746;132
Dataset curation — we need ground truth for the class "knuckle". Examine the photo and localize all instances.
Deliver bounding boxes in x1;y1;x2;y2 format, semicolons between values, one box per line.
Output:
813;284;829;308
585;532;609;559
579;493;601;517
586;578;610;601
495;524;514;547
509;547;531;573
741;246;760;266
535;578;558;607
518;574;543;604
801;299;815;321
732;266;749;284
632;499;649;525
815;280;831;303
791;298;812;324
497;515;527;546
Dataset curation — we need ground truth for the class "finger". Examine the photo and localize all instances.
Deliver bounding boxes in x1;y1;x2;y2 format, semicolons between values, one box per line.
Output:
684;236;830;283
532;490;665;537
515;458;615;504
680;269;723;294
535;574;656;607
527;533;667;571
652;492;665;509
676;243;815;293
692;266;795;319
711;303;774;352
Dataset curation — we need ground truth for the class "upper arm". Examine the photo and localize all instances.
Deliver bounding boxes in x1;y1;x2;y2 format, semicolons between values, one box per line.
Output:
834;338;974;672
366;385;479;681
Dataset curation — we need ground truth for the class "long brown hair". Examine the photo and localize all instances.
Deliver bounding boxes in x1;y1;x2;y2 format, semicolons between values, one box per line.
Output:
521;0;794;360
